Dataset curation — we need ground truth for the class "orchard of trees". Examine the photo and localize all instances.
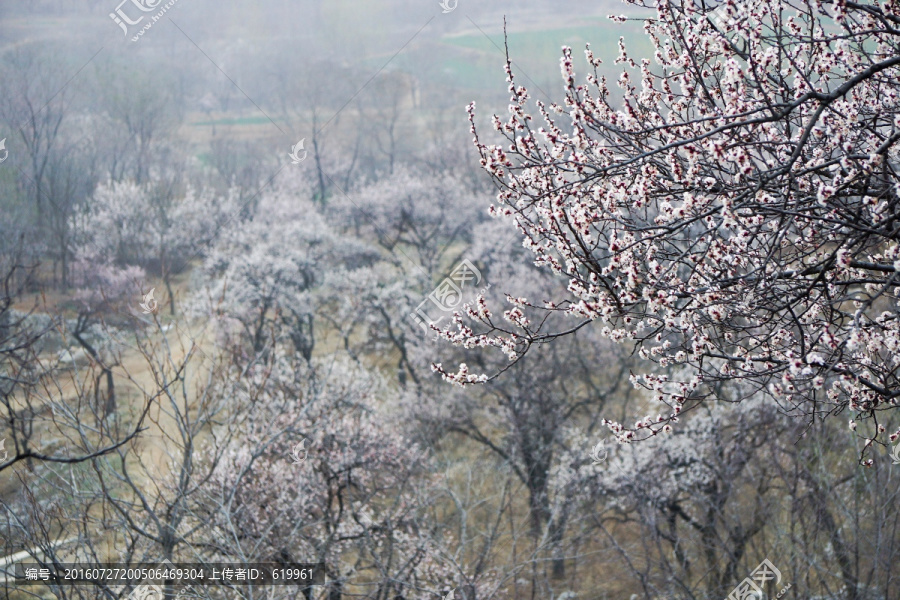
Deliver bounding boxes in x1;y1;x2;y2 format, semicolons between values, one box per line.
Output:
1;0;899;599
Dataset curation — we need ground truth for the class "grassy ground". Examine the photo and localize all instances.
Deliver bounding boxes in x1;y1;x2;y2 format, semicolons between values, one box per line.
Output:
441;17;653;86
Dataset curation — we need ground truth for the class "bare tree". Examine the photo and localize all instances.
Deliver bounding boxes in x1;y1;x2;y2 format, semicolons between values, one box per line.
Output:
94;61;180;185
0;255;152;476
0;47;74;225
365;72;415;176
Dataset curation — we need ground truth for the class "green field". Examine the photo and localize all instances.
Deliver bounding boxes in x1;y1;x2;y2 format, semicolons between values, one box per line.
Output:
436;19;657;92
357;16;658;95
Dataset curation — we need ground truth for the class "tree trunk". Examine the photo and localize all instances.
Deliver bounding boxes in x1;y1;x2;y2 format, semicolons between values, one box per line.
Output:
548;505;570;579
806;476;858;600
312;113;327;205
162;245;176;316
73;329;115;417
104;367;116;416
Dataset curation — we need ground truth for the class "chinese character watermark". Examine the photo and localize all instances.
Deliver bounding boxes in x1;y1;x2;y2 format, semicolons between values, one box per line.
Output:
705;0;754;42
726;558;791;600
128;584;163;600
23;567;50;580
174;586;194;600
0;138;8;163
410;259;490;337
890;442;900;465
109;0;182;42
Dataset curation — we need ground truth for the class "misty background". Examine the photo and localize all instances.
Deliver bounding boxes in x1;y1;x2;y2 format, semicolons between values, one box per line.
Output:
1;2;896;600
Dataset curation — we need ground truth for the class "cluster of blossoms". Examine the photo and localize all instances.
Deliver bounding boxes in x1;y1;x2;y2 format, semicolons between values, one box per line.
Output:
439;0;900;455
197;356;460;598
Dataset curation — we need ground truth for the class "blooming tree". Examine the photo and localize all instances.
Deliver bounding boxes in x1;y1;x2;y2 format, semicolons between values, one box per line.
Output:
329;167;488;275
551;394;900;600
77;178;238;314
68;251;146;415
443;0;900;455
197;171;378;361
194;355;459;600
0;256;150;478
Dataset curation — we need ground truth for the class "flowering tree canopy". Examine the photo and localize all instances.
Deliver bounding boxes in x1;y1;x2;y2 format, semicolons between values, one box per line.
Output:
197;171;379;360
196;356;457;600
443;0;900;454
